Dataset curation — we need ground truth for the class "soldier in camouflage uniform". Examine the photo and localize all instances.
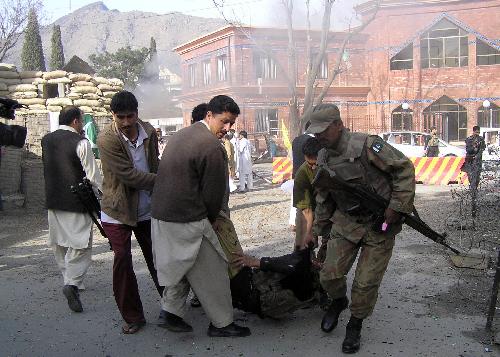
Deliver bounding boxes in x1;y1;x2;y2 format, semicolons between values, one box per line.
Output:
306;104;415;354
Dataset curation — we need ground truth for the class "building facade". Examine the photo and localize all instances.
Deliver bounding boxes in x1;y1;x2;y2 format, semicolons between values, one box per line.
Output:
174;0;500;149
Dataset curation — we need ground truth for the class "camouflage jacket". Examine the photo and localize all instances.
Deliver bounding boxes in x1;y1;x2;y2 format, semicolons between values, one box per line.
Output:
313;129;415;243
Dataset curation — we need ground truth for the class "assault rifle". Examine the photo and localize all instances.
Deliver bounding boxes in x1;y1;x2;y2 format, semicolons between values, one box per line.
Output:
313;167;461;255
71;179;111;250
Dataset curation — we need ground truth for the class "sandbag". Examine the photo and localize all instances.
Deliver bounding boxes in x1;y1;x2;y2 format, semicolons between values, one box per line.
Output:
67;92;82;99
43;70;67;80
78;106;93;113
111;85;123;91
0;78;21;85
20;78;38;84
0;70;20;79
0;83;7;91
17;98;46;105
97;84;114;91
0;90;9;97
19;71;42;79
47;105;62;112
74;81;95;87
82;93;100;100
74;99;101;107
28;104;47;110
46;97;73;106
10;91;38;99
69;73;92;82
92;106;107;113
48;77;71;84
102;91;117;98
32;78;47;85
101;97;112;105
0;63;17;71
109;78;124;86
93;76;110;85
71;86;101;94
8;84;37;92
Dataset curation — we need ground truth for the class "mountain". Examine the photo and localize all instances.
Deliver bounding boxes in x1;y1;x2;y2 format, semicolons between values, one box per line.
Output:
5;2;227;74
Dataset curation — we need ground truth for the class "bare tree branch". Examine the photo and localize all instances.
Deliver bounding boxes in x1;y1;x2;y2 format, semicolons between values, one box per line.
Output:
0;0;43;62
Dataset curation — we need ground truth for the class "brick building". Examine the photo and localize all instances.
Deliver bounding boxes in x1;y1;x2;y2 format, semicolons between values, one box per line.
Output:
174;0;500;148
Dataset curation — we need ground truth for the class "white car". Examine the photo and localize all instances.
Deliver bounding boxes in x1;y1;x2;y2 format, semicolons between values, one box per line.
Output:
378;131;465;158
481;128;500;162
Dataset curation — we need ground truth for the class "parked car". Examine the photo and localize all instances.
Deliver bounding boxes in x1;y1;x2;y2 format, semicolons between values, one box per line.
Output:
481;128;500;162
378;131;465;158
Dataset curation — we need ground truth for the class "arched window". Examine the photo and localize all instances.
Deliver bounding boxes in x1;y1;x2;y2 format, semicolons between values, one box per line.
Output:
420;18;468;69
478;102;500;128
423;96;467;142
391;105;413;130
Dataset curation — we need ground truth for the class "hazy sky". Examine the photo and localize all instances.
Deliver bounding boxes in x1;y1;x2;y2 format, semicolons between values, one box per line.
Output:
41;0;363;29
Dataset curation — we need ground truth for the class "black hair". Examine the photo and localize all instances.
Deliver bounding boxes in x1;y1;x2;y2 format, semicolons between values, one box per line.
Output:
302;137;322;157
59;106;82;126
207;95;240;115
110;91;138;113
473;125;480;132
239;130;248;138
191;103;208;123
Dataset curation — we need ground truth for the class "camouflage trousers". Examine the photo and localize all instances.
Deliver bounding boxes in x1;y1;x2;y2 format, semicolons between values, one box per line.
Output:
320;229;395;319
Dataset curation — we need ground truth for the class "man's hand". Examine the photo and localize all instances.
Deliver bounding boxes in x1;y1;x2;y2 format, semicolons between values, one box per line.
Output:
384;207;401;224
301;232;317;250
231;252;260;269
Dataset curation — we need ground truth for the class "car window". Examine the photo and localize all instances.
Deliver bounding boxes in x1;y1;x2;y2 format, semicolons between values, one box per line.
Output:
412;134;427;146
391;133;411;145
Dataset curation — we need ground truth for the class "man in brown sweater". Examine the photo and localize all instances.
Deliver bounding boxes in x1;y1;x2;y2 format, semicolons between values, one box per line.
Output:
151;95;250;337
97;91;162;334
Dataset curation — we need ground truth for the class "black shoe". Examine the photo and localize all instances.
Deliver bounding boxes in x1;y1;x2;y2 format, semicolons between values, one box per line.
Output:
158;311;193;332
62;285;83;312
342;316;363;354
190;296;201;307
207;322;251;337
321;296;348;332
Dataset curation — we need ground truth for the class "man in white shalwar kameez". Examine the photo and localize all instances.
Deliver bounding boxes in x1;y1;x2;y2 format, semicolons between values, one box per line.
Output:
237;130;253;192
42;106;102;312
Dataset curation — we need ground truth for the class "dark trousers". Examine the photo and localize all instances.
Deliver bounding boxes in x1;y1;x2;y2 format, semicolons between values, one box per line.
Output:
102;220;163;324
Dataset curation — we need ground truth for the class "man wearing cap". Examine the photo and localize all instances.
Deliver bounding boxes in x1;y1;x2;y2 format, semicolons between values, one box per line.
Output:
307;104;415;354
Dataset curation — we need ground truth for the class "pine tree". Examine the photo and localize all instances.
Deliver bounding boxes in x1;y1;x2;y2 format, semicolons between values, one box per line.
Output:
50;25;65;70
149;37;157;61
21;9;46;71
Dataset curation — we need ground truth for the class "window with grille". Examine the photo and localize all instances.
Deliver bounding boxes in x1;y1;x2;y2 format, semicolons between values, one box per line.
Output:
217;55;227;81
420;19;468;69
478;103;500;128
476;40;500;66
202;60;211;86
391;105;413;130
423;96;468;142
255;53;277;79
390;44;413;70
188;64;196;88
255;109;279;136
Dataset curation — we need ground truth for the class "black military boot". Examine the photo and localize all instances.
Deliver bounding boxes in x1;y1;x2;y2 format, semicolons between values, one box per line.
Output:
342;316;363;354
321;296;348;332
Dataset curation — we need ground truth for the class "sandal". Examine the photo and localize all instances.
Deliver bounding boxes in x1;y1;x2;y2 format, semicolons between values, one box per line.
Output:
122;321;146;334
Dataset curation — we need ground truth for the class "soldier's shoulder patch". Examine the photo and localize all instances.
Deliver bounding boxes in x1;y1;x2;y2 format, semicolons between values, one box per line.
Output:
371;141;383;153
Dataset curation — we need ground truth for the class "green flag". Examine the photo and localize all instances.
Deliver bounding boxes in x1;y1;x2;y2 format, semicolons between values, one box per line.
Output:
83;114;99;159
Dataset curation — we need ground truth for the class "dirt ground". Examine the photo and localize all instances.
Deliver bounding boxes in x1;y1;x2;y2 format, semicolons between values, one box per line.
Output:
1;163;499;357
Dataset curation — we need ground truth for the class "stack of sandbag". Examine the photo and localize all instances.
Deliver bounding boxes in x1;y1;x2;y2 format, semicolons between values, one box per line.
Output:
97;77;124;110
8;83;45;113
0;63;20;96
68;73;102;113
46;97;73;112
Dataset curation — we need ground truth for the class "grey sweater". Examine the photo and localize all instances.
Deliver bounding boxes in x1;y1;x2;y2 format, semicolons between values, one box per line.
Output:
151;122;228;223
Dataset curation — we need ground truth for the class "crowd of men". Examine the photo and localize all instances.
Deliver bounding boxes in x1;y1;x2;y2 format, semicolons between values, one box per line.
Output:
41;90;485;354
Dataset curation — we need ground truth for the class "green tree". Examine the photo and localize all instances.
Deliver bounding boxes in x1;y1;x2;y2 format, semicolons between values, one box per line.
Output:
21;8;45;71
149;37;157;61
89;46;149;88
50;25;65;70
